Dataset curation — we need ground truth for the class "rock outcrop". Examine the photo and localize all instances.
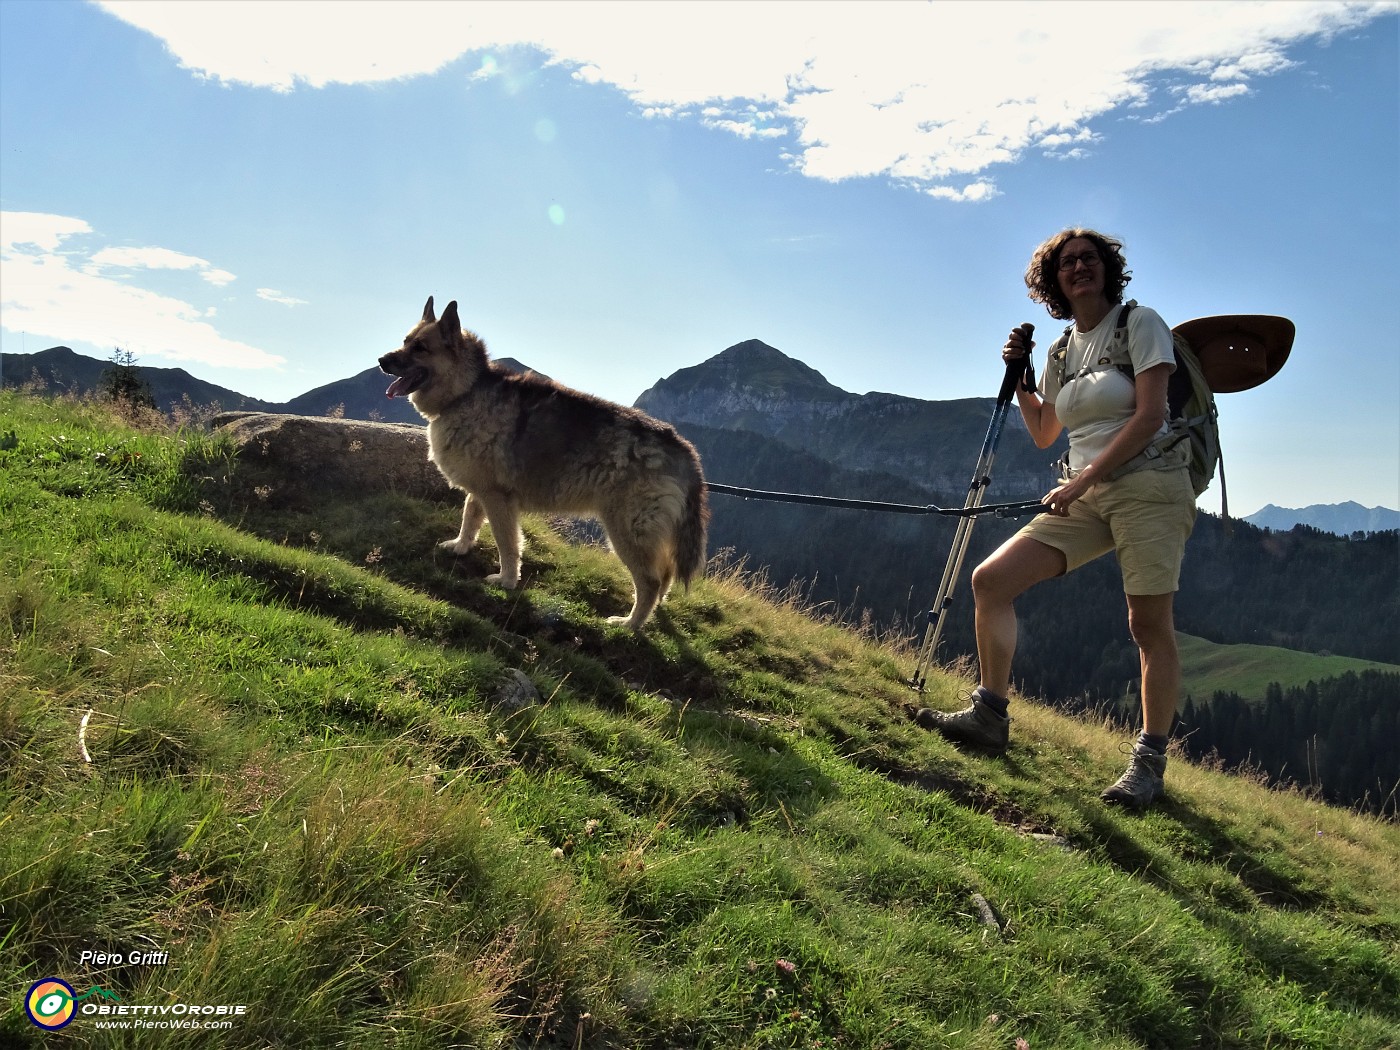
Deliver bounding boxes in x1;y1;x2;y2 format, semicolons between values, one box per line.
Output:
209;412;452;502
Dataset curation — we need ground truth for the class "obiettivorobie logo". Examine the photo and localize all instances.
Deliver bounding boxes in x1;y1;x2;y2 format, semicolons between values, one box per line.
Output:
25;979;121;1030
24;977;249;1032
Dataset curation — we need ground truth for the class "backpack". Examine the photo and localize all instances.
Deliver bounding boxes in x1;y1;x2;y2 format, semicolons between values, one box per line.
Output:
1047;301;1225;515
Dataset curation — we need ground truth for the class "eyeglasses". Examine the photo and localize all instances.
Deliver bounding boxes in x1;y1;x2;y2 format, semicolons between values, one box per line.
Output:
1058;250;1102;271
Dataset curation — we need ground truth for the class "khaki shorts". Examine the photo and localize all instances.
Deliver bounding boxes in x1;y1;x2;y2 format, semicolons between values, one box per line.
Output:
1016;466;1197;595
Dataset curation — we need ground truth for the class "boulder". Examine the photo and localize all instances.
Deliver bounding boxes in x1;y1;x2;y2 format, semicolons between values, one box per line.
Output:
208;411;452;501
493;669;542;714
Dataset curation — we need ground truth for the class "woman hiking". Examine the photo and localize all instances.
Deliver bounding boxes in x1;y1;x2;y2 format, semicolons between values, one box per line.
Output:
917;228;1197;809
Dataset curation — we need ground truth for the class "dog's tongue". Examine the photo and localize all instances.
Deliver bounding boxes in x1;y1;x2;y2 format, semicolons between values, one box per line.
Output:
385;376;410;399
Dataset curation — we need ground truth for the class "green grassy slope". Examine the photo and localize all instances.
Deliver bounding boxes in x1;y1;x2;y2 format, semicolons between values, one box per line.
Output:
1177;633;1400;703
3;391;1398;1050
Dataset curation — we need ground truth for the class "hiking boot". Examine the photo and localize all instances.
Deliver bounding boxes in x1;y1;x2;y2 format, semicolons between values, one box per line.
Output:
1101;742;1167;809
914;696;1009;754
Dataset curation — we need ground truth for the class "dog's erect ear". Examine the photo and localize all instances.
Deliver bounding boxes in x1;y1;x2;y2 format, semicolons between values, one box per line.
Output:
441;300;461;340
422;296;436;324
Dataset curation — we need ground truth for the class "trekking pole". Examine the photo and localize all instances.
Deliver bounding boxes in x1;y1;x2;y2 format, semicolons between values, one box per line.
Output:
909;324;1035;691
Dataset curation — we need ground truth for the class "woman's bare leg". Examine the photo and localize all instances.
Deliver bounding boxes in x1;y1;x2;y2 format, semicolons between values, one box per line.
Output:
970;535;1066;698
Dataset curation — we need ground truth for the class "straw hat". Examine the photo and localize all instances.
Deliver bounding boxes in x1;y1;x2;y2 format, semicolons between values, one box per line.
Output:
1172;314;1294;393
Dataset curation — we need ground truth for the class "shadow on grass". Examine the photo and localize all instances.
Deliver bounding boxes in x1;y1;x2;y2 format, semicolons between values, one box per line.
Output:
187;476;842;835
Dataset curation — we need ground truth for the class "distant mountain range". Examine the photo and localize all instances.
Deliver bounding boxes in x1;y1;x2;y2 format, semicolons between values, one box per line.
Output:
4;341;1060;498
1244;502;1399;536
0;346;534;427
9;344;1396;535
3;345;283;415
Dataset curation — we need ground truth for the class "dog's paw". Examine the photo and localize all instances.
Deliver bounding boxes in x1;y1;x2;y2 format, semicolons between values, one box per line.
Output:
606;614;645;631
484;573;519;590
438;538;476;555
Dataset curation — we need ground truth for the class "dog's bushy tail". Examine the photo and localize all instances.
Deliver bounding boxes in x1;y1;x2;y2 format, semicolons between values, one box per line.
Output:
675;465;709;588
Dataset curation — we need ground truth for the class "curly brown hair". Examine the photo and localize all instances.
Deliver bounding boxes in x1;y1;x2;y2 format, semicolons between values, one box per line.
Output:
1024;228;1132;321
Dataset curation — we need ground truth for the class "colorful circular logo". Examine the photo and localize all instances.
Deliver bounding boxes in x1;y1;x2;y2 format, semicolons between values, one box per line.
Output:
26;978;77;1030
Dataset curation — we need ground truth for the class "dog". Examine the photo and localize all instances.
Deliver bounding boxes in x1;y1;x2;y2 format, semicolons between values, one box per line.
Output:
378;297;708;630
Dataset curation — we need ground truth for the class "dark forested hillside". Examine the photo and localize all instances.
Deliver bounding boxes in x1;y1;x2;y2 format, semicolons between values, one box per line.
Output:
693;421;1399;676
690;422;1007;634
1180;672;1400;815
1177;522;1398;661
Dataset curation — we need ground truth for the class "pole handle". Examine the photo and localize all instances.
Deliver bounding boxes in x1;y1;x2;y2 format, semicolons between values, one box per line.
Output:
995;323;1035;403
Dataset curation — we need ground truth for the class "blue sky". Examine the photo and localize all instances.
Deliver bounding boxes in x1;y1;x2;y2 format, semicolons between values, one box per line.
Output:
1;0;1396;516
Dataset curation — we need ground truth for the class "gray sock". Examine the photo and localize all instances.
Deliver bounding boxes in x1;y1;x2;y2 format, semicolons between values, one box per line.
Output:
974;686;1009;717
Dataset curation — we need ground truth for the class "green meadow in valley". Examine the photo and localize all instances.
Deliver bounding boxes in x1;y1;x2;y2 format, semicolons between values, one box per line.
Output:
2;390;1397;1049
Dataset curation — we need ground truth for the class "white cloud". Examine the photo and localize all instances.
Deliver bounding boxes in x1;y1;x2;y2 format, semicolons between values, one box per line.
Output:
97;0;1393;198
1039;128;1100;153
1211;50;1298;81
257;288;309;307
0;211;284;370
1180;82;1254;105
88;245;238;286
1;211;93;251
926;181;1003;204
701;118;787;140
98;0;474;92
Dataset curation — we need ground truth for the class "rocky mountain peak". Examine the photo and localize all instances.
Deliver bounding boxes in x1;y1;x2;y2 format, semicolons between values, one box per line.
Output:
638;339;848;409
633;338;1059;498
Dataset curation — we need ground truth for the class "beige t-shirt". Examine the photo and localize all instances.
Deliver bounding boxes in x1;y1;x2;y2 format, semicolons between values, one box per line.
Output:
1041;304;1175;472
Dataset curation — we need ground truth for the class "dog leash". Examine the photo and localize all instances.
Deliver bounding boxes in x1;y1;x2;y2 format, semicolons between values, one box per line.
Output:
705;481;1044;519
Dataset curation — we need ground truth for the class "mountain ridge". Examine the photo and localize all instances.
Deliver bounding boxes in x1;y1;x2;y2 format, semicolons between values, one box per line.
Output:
637;338;1060;496
1244;500;1399;536
12;343;1396;530
4;341;1059;497
2;345;276;416
1;346;542;427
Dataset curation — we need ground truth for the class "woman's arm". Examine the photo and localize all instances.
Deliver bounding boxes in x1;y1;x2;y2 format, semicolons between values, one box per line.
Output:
1003;327;1064;448
1015;384;1063;448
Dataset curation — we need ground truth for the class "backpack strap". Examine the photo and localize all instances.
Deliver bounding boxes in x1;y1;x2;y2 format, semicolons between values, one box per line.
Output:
1107;328;1228;527
1049;302;1136;390
1047;325;1073;389
1105;321;1195;482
